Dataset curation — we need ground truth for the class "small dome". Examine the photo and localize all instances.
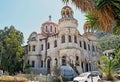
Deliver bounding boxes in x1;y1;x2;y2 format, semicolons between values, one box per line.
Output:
41;19;58;36
61;6;73;18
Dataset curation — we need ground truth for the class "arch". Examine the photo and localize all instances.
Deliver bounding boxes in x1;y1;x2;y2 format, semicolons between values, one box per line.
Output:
81;61;84;72
50;26;52;32
55;58;58;66
68;35;72;42
47;42;50;49
32;45;36;51
84;41;87;50
62;56;66;65
74;35;77;43
61;35;65;43
54;40;57;47
75;56;79;66
80;41;82;47
45;26;48;32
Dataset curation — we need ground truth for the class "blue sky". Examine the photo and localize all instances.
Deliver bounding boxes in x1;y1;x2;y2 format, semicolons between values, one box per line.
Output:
0;0;86;44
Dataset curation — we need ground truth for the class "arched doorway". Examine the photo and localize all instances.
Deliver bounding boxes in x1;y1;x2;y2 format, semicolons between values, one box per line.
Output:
81;61;84;72
85;63;89;72
47;59;51;74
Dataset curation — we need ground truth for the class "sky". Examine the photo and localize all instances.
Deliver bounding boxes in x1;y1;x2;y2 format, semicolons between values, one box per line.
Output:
0;0;86;44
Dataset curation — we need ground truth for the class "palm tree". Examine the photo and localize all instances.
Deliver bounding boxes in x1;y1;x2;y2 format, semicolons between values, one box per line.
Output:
99;56;115;81
62;0;120;33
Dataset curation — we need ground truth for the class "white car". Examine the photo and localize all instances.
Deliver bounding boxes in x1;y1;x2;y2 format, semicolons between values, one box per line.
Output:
73;72;101;82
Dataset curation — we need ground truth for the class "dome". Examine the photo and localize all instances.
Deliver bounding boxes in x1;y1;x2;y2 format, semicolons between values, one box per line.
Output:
41;17;58;36
61;6;73;18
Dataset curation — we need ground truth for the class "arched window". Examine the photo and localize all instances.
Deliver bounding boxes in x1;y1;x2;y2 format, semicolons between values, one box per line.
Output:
54;40;57;47
75;56;79;66
55;27;56;33
28;60;29;64
61;35;65;43
32;45;36;51
55;58;58;66
68;35;72;42
47;42;50;49
74;35;77;43
84;41;87;50
88;44;90;51
50;26;52;32
80;41;82;47
92;45;95;51
46;26;48;32
32;61;35;67
62;56;66;65
41;44;43;50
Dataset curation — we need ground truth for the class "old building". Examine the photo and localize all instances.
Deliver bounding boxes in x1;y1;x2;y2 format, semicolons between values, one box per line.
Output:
24;5;101;76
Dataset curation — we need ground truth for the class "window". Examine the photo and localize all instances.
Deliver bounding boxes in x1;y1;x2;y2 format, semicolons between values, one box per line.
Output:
68;35;72;42
74;35;77;43
41;60;43;67
28;45;31;51
62;56;66;65
84;41;87;50
28;60;29;64
75;56;79;66
55;27;56;33
50;26;52;32
47;42;50;49
32;45;36;51
41;44;43;50
54;40;57;47
88;44;90;51
61;35;65;43
32;61;35;67
92;45;95;51
46;26;48;32
80;41;82;47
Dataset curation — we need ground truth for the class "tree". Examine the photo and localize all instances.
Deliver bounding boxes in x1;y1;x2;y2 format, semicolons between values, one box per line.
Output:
98;34;120;51
99;56;115;81
0;26;24;75
62;0;120;34
98;34;120;80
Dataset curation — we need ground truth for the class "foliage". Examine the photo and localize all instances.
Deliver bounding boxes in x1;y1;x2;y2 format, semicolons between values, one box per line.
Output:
0;26;24;75
98;34;120;51
98;34;120;80
85;12;101;32
24;64;31;69
98;56;115;81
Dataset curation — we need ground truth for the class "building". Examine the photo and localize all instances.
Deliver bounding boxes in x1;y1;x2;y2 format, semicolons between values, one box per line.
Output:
23;5;101;76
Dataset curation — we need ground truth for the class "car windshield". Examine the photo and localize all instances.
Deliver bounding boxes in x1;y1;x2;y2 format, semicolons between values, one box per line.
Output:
79;73;89;77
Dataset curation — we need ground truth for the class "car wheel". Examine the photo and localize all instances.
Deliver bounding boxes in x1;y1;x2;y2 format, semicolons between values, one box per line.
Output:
97;79;101;82
85;81;88;82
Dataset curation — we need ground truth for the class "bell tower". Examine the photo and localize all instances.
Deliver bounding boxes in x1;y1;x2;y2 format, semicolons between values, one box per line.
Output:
59;6;78;31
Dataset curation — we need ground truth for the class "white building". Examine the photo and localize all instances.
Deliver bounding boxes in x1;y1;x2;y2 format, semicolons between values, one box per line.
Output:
24;6;101;76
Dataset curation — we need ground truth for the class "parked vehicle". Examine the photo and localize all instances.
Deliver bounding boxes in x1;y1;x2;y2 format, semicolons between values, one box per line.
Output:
91;71;103;78
73;72;101;82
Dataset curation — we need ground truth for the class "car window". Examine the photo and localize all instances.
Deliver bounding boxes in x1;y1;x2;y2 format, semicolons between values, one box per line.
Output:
89;73;98;77
79;73;89;77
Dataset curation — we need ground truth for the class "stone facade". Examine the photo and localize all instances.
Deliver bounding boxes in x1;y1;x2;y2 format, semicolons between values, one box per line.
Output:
23;6;101;75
